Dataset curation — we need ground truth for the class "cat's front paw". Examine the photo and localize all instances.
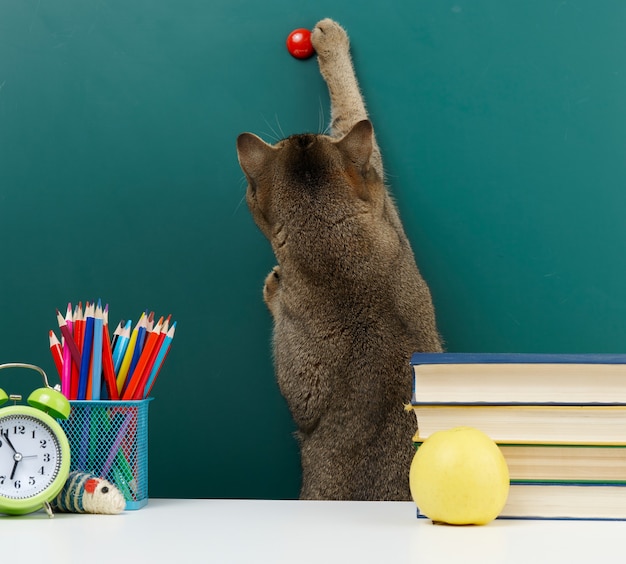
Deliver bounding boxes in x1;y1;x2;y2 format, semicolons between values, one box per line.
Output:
311;18;350;59
263;266;281;313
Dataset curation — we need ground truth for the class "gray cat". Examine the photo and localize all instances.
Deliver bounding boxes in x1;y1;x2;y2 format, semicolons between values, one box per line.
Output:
236;18;442;500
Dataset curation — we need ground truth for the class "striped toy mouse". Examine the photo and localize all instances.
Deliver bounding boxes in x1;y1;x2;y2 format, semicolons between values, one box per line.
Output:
51;471;126;514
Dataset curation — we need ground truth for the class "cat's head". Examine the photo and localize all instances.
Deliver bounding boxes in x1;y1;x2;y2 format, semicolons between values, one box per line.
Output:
236;120;387;273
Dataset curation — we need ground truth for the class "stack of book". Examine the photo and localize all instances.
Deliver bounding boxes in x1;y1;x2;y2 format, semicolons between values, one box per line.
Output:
410;353;626;520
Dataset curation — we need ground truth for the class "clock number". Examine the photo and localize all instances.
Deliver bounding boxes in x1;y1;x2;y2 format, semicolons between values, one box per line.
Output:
38;466;45;475
0;476;4;485
40;439;47;448
14;480;21;489
13;425;25;435
28;476;35;486
31;430;36;439
43;453;51;462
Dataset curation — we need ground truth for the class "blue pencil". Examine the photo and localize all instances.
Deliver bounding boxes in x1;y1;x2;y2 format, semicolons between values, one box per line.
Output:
77;302;95;400
143;322;176;398
91;300;104;401
110;319;124;355
112;320;132;374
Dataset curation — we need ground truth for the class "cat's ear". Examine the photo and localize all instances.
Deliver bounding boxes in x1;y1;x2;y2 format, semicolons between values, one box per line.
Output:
236;133;276;182
336;120;374;174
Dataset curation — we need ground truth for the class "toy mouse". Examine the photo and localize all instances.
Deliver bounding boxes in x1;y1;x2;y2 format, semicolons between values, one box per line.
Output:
51;471;125;514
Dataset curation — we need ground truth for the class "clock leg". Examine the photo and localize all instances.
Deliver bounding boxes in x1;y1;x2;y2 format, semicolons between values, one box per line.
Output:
43;501;54;519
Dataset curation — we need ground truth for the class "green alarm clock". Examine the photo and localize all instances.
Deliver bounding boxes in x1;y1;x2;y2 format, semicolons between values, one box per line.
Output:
0;363;71;517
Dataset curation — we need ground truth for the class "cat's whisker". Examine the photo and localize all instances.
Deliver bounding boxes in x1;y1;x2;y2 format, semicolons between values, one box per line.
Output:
259;130;280;143
317;97;323;133
261;115;282;143
318;96;329;135
274;113;286;139
231;177;248;215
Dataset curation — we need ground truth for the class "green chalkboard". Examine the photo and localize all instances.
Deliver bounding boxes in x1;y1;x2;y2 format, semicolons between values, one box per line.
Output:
1;0;625;498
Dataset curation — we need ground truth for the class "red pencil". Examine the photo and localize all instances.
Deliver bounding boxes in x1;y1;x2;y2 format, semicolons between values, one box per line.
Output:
131;316;170;400
121;317;164;400
101;304;120;400
48;330;63;377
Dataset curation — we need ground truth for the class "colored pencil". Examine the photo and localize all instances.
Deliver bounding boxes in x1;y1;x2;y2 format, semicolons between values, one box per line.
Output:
55;309;81;367
61;303;73;397
78;302;95;400
116;313;144;395
48;330;63;377
122;317;164;400
144;322;176;398
77;405;90;470
70;303;85;400
131;316;169;400
90;300;104;400
110;320;124;355
100;409;134;478
127;312;150;387
54;301;175;401
143;316;170;380
101;305;120;400
113;320;132;375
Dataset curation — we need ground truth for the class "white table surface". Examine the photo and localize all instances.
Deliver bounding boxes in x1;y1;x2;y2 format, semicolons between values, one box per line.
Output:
2;499;624;563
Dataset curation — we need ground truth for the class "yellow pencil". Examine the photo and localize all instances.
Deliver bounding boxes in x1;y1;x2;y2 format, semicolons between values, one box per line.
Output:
116;312;145;395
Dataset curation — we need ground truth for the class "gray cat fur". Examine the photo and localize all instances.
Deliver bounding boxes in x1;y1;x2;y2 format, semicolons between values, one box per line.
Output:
236;19;442;500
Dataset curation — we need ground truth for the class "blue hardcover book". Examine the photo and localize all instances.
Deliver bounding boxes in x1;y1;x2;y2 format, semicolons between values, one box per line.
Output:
417;482;626;521
410;352;626;405
410;352;626;366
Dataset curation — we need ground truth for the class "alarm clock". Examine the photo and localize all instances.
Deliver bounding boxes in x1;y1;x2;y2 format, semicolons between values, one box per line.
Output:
0;363;71;517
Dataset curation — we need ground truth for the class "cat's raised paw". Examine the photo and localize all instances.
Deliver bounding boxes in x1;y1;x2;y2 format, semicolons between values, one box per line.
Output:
311;18;350;58
263;266;281;310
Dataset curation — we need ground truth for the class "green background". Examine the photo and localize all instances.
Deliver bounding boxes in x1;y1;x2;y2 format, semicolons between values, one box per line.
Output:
0;1;625;499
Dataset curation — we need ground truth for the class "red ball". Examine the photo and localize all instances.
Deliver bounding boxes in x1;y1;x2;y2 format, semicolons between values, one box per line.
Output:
286;28;315;59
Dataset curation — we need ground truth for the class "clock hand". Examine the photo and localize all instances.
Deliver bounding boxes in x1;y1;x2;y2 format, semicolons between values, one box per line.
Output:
4;432;24;480
9;459;19;480
2;431;18;454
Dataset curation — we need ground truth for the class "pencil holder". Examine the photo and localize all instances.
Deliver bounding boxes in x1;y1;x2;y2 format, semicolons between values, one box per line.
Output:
58;399;152;510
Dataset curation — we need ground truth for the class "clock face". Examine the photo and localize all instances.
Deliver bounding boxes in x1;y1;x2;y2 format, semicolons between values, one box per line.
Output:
0;413;63;500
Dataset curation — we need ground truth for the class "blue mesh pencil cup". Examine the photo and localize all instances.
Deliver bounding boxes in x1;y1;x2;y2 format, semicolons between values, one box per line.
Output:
59;399;152;510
